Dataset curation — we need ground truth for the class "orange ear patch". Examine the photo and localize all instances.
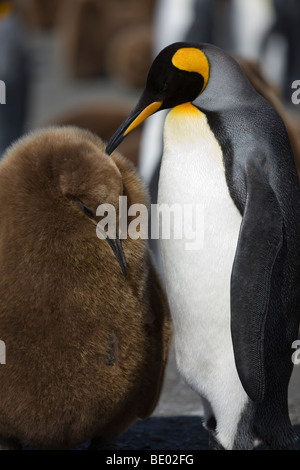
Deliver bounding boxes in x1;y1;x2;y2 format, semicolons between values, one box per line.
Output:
172;48;209;92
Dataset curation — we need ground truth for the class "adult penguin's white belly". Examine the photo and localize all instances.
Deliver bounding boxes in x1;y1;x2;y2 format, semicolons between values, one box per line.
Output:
158;103;249;445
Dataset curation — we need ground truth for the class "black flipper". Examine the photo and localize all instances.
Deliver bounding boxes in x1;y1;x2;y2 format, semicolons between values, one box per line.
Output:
231;159;283;403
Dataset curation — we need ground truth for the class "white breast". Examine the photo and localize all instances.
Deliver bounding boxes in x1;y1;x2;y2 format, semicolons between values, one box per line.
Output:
158;104;248;448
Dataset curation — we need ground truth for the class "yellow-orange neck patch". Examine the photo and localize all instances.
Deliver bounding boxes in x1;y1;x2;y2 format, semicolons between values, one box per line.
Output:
170;102;200;117
172;47;209;93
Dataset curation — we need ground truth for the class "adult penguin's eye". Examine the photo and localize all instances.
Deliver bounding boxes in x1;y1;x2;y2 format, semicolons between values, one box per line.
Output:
159;82;168;93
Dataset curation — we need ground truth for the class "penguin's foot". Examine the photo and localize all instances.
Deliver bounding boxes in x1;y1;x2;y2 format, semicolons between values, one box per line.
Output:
0;436;21;450
205;415;217;432
204;413;225;450
208;431;225;450
88;436;118;450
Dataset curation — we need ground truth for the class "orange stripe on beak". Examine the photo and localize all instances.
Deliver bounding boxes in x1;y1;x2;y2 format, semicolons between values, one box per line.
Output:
124;101;162;136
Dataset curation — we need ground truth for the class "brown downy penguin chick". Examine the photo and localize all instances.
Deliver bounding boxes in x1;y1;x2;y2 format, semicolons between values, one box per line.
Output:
0;126;172;450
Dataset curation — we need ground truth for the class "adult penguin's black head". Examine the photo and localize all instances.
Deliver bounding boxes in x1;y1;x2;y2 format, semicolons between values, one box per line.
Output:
106;42;212;155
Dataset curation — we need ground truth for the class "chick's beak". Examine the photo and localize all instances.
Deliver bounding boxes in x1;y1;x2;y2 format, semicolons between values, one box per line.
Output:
105;98;162;155
106;232;127;277
93;220;127;277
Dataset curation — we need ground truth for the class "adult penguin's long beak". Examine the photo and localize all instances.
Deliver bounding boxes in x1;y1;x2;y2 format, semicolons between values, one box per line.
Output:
105;95;162;155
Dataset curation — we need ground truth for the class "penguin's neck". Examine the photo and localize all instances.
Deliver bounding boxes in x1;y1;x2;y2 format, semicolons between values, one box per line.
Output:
162;102;224;171
159;100;241;230
164;103;203;148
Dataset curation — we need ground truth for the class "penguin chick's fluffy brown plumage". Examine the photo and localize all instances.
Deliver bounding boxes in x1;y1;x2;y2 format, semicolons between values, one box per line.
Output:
0;126;172;449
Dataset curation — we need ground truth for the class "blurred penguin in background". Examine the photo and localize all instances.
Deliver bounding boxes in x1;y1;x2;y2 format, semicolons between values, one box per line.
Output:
262;0;300;101
0;1;30;158
0;126;171;450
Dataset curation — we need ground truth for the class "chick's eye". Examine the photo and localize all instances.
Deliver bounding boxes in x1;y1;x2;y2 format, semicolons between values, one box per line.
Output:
79;201;94;219
69;196;94;219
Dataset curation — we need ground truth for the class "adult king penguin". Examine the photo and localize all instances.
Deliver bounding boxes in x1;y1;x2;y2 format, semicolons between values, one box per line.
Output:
106;42;300;450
